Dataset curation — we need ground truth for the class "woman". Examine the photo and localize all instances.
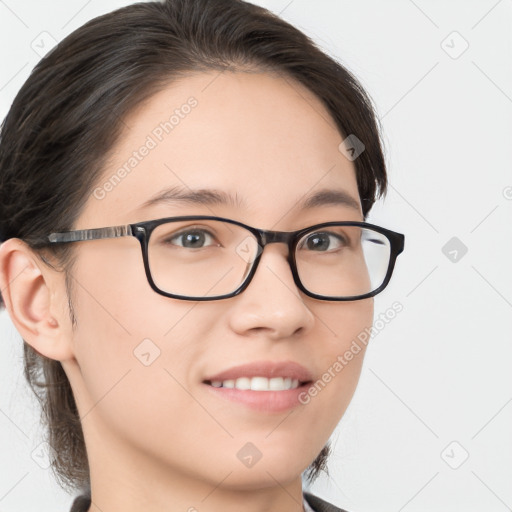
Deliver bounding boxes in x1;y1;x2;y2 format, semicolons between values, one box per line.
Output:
0;1;404;511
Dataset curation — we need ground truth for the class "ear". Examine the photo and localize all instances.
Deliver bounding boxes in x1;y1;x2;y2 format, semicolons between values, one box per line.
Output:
0;238;75;361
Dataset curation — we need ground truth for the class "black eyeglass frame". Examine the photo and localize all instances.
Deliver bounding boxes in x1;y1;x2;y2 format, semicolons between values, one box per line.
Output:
41;215;405;302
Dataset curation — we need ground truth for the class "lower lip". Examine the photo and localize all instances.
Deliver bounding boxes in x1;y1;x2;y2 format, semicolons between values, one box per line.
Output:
202;382;312;413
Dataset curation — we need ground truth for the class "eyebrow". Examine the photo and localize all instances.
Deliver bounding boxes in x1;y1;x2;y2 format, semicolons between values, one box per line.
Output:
135;185;361;213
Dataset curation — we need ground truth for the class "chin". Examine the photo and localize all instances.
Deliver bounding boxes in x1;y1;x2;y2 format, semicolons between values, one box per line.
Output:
215;463;304;491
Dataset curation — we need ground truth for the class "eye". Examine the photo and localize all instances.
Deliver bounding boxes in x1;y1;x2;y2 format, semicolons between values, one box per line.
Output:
165;228;219;249
299;231;348;252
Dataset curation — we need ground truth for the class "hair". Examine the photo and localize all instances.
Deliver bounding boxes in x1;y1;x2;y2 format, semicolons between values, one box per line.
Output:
0;0;387;496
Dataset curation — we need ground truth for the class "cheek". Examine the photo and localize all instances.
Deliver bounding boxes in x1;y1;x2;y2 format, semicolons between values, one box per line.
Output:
315;297;373;364
69;244;216;429
300;299;374;431
70;288;214;465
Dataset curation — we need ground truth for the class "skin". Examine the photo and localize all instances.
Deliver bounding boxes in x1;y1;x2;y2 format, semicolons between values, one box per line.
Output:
0;70;374;512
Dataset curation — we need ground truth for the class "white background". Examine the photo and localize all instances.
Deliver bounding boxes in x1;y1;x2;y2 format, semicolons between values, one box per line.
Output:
1;1;511;511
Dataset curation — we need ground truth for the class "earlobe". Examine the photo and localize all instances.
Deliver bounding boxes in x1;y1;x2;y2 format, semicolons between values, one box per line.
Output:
0;238;74;362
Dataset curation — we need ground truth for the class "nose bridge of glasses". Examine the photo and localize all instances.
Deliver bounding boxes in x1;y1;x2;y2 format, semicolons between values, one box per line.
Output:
246;229;296;288
251;229;296;263
259;229;295;248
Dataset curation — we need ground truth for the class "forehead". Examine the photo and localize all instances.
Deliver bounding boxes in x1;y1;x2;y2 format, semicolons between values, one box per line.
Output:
82;71;361;228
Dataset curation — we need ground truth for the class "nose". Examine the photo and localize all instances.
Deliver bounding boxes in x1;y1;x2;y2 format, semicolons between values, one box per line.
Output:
226;242;315;339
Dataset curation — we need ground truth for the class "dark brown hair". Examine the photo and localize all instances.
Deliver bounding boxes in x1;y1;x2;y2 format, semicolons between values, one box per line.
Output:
0;0;387;495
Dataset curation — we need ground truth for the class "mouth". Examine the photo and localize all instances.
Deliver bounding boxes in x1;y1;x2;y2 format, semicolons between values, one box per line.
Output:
201;360;314;412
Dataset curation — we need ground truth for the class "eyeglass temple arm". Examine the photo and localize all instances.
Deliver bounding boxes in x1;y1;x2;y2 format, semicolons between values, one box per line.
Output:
46;224;133;243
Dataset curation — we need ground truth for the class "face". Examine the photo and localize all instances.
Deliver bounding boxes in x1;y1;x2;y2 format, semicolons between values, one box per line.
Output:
24;71;374;502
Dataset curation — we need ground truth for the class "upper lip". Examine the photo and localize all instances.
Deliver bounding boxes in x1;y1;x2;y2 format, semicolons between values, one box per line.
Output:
203;360;314;383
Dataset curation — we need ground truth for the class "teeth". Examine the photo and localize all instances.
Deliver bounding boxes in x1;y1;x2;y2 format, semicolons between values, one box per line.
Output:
209;377;301;391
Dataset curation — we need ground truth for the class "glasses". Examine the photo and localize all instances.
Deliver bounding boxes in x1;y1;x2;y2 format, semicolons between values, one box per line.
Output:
39;215;404;301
